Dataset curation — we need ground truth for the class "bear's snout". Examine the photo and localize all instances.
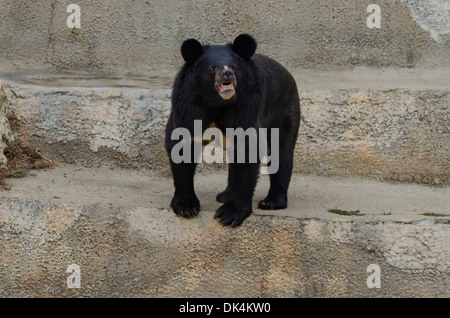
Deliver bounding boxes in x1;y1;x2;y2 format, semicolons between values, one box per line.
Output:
220;68;234;80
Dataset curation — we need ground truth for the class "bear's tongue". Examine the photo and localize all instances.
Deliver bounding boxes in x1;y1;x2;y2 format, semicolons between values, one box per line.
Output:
219;83;234;93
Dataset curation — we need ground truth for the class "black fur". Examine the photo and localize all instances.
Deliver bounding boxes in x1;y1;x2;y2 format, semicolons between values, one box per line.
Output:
165;34;300;227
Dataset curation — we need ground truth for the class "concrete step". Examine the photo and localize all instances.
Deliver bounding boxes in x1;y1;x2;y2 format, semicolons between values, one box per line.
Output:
0;165;449;297
1;68;449;185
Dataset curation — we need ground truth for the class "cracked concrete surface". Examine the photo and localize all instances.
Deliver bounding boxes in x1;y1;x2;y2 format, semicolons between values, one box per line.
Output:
44;0;58;69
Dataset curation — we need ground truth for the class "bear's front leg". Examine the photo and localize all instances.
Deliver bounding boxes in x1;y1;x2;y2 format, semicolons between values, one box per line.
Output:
214;162;259;227
169;161;200;218
165;120;202;218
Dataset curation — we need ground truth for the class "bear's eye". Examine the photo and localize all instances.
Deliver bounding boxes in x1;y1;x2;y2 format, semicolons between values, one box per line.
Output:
208;66;216;73
231;65;238;71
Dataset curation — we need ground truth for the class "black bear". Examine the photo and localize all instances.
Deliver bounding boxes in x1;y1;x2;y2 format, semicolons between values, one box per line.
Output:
165;34;300;227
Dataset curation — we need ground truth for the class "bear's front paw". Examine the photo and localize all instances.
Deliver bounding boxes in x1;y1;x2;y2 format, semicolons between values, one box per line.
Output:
170;194;200;218
214;201;252;227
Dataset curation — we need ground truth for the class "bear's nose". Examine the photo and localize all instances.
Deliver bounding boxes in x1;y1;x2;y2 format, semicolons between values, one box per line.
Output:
220;69;234;80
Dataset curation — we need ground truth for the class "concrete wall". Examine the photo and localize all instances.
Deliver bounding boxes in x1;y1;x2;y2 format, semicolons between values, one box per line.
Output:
0;0;449;74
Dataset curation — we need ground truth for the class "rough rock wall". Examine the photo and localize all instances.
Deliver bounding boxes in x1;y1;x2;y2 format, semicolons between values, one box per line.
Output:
296;88;450;185
0;197;448;297
3;83;449;185
0;86;13;167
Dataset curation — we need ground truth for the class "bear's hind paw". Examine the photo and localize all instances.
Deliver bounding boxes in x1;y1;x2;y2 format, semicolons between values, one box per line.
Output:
214;202;252;227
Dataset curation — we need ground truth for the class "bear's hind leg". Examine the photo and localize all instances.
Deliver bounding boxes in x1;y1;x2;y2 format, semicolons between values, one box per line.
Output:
216;166;232;203
258;126;297;210
258;146;292;210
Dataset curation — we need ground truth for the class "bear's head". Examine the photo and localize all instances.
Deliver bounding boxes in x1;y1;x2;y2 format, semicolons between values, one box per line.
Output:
180;34;257;104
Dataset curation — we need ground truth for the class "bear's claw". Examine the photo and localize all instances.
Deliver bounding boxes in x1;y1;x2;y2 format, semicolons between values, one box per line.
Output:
170;195;200;218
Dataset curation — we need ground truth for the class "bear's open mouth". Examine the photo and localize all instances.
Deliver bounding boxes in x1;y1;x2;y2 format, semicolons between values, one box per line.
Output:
218;82;234;93
215;80;236;100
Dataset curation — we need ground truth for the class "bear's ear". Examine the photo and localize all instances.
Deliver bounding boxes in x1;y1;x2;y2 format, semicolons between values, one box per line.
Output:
232;34;257;59
181;39;203;64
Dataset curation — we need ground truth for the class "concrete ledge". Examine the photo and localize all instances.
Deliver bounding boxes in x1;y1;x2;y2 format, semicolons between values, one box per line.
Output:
1;68;449;184
0;166;448;297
